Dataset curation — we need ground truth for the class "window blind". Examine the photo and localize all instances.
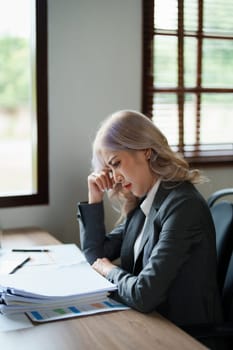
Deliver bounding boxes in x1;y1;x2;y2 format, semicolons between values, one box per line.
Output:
142;0;233;164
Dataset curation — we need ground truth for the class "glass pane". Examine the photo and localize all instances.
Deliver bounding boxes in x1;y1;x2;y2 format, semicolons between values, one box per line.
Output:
202;39;233;87
152;93;178;146
200;94;233;144
204;0;233;34
184;0;198;32
184;38;197;87
154;0;178;31
0;0;36;196
184;94;197;145
154;36;177;87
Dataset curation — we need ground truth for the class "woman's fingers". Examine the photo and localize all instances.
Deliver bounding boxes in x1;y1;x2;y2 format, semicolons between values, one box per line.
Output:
88;169;115;203
92;258;115;277
90;170;114;191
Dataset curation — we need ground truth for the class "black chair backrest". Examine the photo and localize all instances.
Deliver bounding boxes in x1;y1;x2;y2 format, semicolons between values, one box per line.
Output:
207;188;233;208
207;189;233;294
223;250;233;321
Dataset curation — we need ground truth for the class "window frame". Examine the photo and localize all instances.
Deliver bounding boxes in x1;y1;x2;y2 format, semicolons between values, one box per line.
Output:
0;0;49;208
142;0;233;167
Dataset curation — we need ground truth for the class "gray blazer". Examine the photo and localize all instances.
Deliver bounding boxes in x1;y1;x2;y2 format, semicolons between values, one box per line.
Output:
77;181;223;326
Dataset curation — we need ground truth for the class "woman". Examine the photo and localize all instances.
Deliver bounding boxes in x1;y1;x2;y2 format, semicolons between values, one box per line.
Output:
77;110;223;327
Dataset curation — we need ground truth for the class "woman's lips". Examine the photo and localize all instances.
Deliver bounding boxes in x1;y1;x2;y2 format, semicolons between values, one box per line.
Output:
123;183;132;190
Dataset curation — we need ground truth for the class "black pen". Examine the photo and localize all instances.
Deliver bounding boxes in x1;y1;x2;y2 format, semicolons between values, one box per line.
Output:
12;249;50;252
9;257;31;274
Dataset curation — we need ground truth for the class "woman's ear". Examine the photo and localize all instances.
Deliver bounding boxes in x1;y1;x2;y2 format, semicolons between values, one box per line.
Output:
144;148;151;160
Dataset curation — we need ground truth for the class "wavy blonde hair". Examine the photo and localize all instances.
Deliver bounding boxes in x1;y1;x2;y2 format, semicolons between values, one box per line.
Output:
92;110;205;217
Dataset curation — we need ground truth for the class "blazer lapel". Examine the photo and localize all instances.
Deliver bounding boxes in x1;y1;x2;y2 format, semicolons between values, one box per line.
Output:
121;206;145;272
132;182;174;270
133;206;158;267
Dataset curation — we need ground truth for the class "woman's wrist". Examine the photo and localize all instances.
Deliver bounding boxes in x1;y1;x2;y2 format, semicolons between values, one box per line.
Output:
88;191;104;204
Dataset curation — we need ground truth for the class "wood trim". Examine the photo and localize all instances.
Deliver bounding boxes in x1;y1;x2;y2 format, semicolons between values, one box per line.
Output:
177;0;184;152
0;0;48;208
142;0;154;118
36;0;49;206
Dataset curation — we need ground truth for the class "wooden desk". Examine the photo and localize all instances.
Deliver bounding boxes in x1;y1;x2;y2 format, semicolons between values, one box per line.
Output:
0;228;207;350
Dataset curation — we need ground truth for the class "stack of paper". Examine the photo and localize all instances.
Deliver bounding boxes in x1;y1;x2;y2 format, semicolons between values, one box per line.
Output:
0;262;117;315
0;245;129;322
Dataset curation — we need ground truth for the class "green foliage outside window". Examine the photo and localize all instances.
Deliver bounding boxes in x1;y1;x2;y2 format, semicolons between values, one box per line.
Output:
0;37;29;111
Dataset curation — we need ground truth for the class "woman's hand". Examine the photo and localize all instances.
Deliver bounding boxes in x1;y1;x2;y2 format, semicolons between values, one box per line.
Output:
92;258;116;277
88;169;114;204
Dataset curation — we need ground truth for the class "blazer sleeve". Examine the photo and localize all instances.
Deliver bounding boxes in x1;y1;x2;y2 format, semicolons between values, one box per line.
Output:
106;194;209;313
77;201;125;264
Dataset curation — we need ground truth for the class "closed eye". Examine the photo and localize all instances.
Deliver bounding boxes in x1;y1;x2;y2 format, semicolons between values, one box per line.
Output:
111;161;120;168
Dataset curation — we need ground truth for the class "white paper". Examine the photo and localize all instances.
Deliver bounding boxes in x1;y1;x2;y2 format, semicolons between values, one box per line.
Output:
25;244;86;266
0;313;33;332
0;262;116;299
0;244;86;273
0;292;109;314
0;253;31;274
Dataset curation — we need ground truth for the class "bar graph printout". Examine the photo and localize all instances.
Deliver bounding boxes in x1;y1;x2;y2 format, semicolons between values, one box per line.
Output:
27;298;129;323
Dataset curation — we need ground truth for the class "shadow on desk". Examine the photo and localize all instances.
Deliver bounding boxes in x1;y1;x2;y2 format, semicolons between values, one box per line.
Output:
183;323;233;350
198;337;231;350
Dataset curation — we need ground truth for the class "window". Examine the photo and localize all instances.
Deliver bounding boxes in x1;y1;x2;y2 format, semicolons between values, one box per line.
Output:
0;0;48;207
142;0;233;165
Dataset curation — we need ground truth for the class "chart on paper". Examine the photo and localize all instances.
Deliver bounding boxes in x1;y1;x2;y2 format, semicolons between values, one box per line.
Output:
27;298;129;323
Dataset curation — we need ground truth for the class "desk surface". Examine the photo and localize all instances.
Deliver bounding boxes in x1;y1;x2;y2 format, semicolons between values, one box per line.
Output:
0;227;207;350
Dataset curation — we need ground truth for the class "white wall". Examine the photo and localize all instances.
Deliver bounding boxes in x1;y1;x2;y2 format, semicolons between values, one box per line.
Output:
0;0;232;244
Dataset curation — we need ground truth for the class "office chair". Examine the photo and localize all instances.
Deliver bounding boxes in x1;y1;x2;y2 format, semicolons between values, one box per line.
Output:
182;188;233;349
222;249;233;323
208;188;233;293
186;248;233;350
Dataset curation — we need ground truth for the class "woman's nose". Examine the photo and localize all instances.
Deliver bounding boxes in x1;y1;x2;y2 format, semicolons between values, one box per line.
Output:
115;174;123;183
113;171;123;183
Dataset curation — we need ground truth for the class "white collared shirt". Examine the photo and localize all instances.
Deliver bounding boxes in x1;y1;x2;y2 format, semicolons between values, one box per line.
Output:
133;178;161;262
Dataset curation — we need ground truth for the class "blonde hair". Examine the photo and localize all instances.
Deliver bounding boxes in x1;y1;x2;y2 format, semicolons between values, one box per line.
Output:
92;110;205;217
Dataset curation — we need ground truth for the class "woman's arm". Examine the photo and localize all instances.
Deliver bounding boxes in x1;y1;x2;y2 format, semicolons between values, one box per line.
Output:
77;201;125;264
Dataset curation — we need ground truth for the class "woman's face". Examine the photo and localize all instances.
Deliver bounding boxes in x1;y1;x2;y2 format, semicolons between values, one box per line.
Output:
102;149;157;197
